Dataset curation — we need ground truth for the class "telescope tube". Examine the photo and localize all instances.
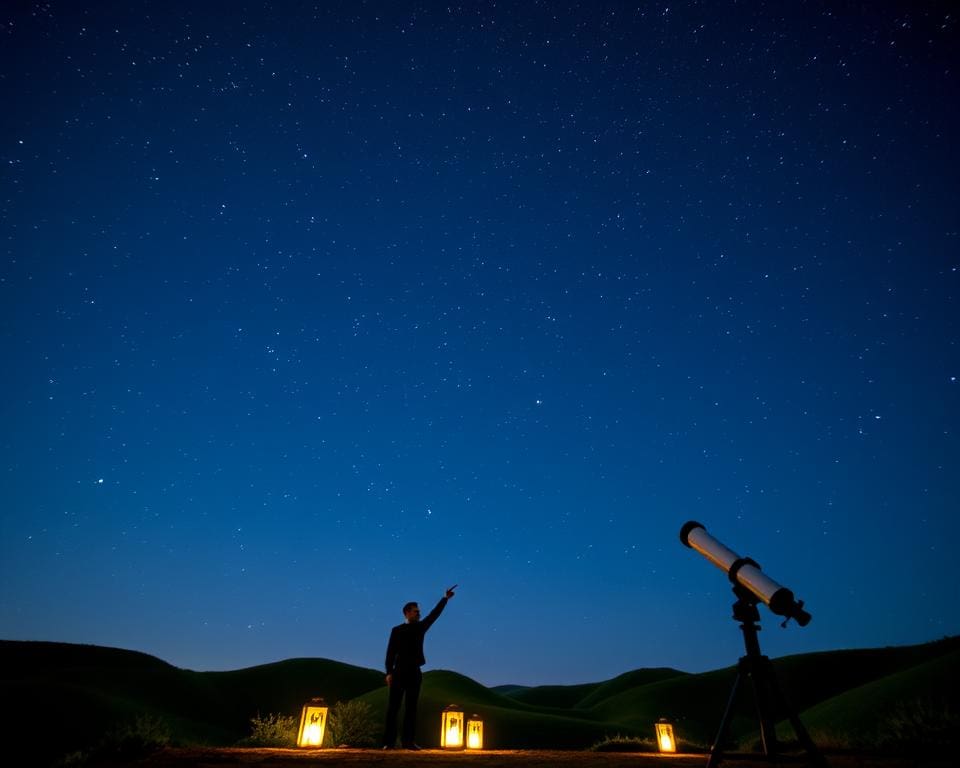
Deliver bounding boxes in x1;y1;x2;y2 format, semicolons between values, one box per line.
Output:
680;521;811;626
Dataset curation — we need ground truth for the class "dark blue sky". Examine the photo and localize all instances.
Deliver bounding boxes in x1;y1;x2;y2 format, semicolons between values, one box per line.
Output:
1;1;958;686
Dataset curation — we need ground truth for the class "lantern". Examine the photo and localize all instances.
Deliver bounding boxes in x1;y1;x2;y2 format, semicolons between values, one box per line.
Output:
440;704;464;749
655;718;676;753
296;698;328;748
466;715;483;750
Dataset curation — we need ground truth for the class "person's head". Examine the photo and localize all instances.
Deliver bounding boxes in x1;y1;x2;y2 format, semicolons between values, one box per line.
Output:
403;602;421;623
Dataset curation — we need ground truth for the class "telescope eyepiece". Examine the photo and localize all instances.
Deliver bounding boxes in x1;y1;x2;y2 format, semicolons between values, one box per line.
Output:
769;590;812;627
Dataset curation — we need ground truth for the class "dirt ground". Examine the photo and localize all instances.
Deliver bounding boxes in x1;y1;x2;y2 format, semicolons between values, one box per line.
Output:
132;748;954;768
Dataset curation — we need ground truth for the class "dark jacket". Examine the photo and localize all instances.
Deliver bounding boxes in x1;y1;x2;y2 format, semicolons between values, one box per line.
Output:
385;597;447;674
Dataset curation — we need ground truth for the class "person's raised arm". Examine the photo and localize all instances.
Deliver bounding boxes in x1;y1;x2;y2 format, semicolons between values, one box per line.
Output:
421;584;457;631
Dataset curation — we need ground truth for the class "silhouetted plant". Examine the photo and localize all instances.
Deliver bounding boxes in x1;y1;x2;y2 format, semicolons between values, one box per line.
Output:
591;732;707;753
805;729;855;751
877;697;958;753
328;700;378;747
240;712;297;747
64;713;173;764
589;734;653;752
54;750;88;767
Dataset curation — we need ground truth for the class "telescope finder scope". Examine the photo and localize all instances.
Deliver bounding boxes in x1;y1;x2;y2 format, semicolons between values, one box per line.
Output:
680;521;811;627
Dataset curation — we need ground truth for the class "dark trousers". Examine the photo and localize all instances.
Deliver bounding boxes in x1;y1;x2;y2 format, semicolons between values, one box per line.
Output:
383;667;422;747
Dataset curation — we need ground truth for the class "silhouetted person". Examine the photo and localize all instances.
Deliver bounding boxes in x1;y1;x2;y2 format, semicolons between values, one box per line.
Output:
382;584;457;750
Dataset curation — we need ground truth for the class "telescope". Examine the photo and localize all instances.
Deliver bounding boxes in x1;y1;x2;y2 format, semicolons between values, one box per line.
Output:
680;520;810;626
679;521;825;768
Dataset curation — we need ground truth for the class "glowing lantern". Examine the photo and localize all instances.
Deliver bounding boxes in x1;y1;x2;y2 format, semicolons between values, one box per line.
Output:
441;704;464;749
655;718;676;753
296;698;328;748
466;715;483;750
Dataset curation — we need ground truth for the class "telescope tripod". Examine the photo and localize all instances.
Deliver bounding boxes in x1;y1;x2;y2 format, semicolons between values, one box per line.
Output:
707;586;826;768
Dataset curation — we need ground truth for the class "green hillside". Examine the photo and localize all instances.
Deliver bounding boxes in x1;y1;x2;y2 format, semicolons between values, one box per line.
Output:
0;639;235;763
495;668;688;710
586;665;740;744
498;680;599;709
574;667;689;709
359;670;629;749
200;656;384;731
2;635;958;764
582;637;960;747
490;683;528;695
782;646;960;751
0;640;383;765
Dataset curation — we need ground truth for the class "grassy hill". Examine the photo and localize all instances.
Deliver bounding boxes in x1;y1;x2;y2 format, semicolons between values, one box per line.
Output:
358;669;625;749
2;635;957;765
578;637;960;738
496;668;688;710
0;640;383;765
496;681;599;709
785;645;960;752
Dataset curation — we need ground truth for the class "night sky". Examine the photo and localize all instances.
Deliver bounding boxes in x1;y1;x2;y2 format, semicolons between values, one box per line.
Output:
1;2;958;687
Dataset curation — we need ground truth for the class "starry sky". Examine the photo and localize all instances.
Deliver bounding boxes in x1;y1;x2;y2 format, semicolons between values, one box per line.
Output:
1;1;958;687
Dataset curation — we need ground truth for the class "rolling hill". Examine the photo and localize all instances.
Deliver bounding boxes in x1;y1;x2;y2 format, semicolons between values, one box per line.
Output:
2;635;957;765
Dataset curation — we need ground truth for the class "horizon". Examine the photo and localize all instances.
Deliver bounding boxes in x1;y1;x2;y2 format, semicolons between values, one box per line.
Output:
2;2;958;687
5;633;957;689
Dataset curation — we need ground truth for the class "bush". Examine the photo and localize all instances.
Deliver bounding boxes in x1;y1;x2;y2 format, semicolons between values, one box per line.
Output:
240;712;298;747
63;713;172;765
589;734;653;752
805;729;856;751
877;698;959;753
328;699;378;747
55;751;88;767
591;732;707;753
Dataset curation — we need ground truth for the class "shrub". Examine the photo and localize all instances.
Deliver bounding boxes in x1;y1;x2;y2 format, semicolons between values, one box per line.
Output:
589;734;653;752
805;728;856;751
54;751;88;767
240;712;298;747
591;732;707;753
876;697;959;753
328;699;378;747
70;713;172;764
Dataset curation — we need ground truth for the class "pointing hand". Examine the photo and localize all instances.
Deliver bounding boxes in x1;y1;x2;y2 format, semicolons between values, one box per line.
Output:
445;584;458;599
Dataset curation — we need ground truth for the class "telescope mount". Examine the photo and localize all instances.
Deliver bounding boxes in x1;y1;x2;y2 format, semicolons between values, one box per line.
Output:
707;583;827;768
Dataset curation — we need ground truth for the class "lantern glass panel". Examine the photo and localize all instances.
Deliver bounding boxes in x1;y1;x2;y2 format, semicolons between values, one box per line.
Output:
441;707;464;749
655;720;676;753
466;717;483;750
297;700;328;748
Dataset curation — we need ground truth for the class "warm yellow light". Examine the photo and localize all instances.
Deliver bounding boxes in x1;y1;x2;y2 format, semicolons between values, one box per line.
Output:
656;719;676;753
466;716;483;750
297;699;328;748
446;723;461;745
441;705;464;749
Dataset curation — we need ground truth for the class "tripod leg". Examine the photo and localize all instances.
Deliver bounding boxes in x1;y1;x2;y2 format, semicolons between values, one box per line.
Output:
786;710;828;767
750;659;780;757
707;671;741;768
767;667;828;767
